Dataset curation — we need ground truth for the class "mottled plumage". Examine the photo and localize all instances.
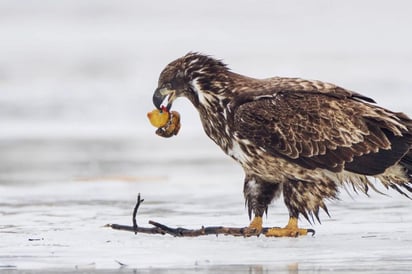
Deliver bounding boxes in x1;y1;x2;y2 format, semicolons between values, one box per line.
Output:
152;52;412;235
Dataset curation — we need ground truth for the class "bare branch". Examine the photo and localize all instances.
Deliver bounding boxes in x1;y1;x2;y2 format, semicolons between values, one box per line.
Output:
105;194;315;237
132;193;144;234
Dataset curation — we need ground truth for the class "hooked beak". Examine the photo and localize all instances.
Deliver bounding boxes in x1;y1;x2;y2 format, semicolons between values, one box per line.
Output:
153;88;176;110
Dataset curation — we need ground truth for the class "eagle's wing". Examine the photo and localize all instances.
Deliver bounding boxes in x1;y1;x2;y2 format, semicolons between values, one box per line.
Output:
234;91;411;175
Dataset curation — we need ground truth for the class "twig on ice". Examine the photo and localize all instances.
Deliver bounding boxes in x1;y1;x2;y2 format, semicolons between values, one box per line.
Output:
106;193;260;237
106;194;314;237
148;220;263;237
106;193;164;235
107;223;165;234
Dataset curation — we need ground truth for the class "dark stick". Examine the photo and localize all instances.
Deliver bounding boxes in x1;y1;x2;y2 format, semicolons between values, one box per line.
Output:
106;194;315;237
107;222;315;237
107;222;251;237
106;223;165;234
132;193;144;234
148;220;254;237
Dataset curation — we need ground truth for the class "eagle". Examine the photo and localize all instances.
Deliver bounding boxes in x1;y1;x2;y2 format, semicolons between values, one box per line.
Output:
152;52;412;237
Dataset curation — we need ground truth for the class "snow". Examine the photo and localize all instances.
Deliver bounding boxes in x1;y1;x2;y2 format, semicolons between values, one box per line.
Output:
1;0;412;272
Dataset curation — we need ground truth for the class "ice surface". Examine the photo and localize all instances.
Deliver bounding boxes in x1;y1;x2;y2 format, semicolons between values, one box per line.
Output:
1;179;412;273
0;0;412;272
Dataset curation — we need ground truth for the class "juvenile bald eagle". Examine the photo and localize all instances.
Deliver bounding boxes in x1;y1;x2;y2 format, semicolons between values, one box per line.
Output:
152;52;412;237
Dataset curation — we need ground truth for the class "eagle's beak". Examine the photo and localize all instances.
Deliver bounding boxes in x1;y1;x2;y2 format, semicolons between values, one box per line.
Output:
153;88;176;110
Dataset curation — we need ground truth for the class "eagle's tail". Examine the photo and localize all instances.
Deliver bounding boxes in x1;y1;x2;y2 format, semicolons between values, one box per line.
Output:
400;112;412;181
384;150;412;198
400;150;412;181
399;111;412;182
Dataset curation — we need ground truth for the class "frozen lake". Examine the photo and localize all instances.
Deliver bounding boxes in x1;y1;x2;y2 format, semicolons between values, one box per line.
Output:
1;173;412;273
1;0;412;272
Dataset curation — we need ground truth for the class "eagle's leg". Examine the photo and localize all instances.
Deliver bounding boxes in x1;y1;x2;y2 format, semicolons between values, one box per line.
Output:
264;179;338;237
242;175;282;236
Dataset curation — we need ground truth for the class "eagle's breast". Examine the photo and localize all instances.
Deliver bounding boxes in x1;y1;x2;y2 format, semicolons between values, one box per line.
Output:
227;140;252;164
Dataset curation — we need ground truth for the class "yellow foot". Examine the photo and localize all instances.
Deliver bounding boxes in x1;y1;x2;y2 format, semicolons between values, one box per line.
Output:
264;217;315;237
241;216;263;236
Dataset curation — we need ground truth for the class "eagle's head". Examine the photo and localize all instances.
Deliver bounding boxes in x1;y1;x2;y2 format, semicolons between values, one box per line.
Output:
152;52;229;111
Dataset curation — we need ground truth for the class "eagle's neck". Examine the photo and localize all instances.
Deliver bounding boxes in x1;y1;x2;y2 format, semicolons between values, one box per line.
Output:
182;56;263;162
187;71;240;155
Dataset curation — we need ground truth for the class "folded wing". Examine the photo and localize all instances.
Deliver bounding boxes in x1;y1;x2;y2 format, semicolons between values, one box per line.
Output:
234;91;411;175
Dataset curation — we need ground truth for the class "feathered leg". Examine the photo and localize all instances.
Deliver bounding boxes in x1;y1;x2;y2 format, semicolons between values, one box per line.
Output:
243;175;282;236
266;179;338;237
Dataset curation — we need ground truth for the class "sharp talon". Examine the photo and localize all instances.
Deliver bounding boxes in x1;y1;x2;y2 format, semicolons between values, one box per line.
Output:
243;216;263;237
263;217;315;237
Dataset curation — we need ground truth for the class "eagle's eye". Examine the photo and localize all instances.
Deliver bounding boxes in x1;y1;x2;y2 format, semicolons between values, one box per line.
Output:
162;83;172;90
168;71;185;91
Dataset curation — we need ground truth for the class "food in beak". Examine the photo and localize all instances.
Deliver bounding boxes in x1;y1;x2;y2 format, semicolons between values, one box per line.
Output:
147;106;170;127
147;106;181;138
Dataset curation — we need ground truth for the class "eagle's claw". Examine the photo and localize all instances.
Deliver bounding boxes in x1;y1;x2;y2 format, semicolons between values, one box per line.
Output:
241;216;263;237
264;226;315;237
262;217;315;237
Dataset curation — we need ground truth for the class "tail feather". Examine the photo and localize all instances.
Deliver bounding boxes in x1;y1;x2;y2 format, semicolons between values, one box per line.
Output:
400;150;412;180
396;150;412;199
397;110;412;180
368;149;412;199
390;184;412;199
